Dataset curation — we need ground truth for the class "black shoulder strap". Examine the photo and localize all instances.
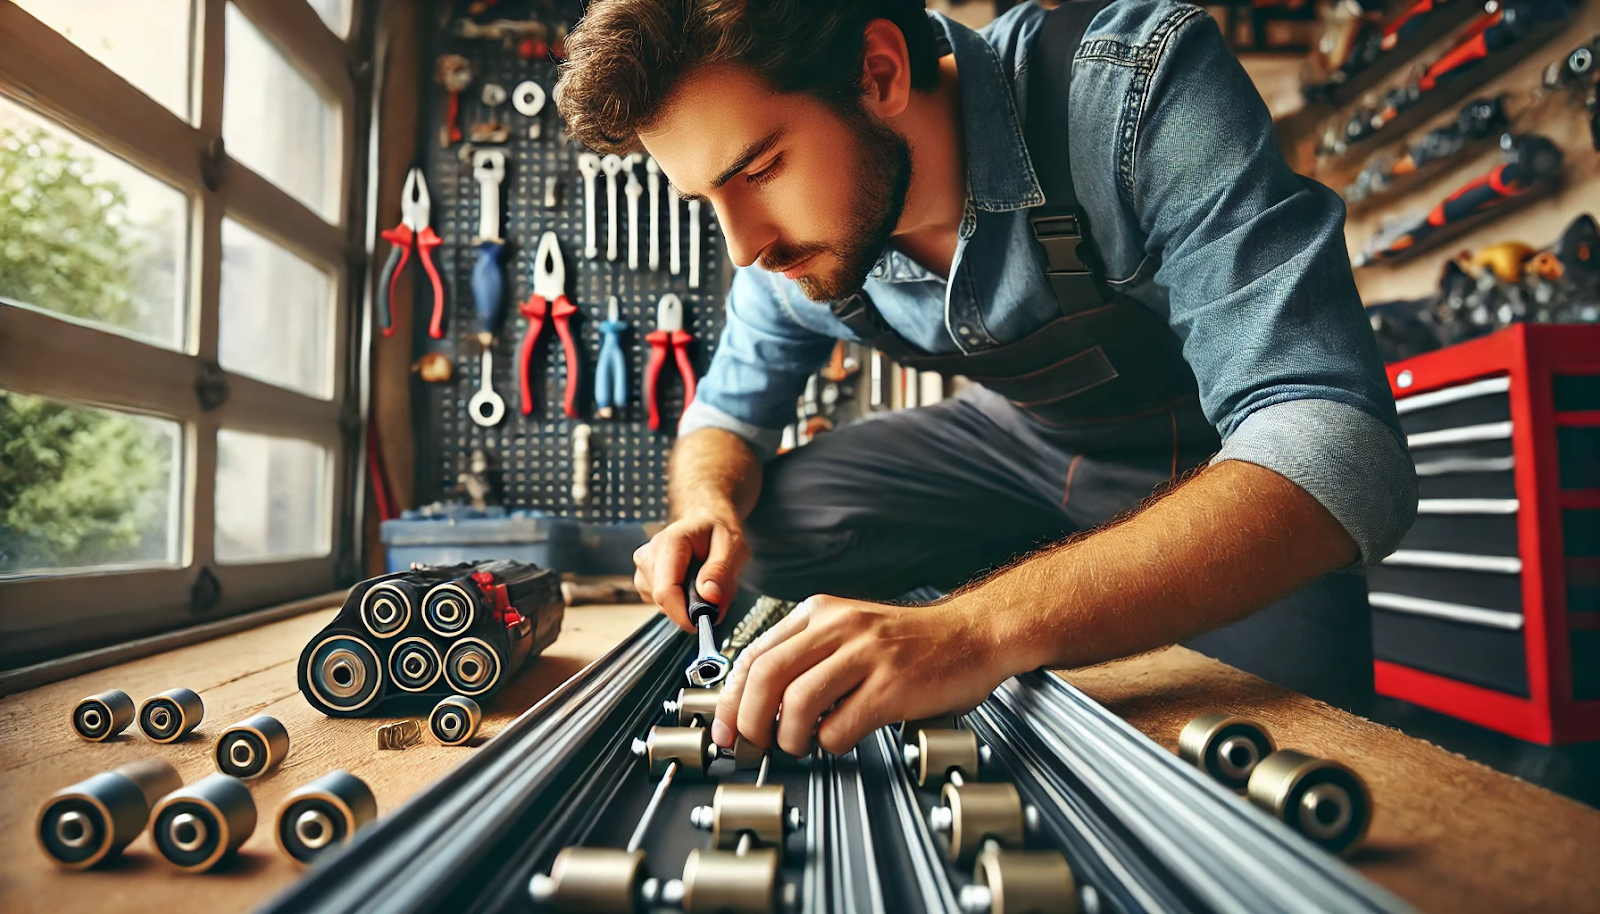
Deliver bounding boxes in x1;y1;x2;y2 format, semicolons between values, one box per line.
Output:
1025;0;1117;313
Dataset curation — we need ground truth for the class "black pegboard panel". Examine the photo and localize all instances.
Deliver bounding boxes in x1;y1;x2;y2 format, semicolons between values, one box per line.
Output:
414;5;726;524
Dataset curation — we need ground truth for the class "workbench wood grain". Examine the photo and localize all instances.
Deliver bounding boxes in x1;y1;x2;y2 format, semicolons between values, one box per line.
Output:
0;603;657;913
3;611;1597;913
1064;648;1600;913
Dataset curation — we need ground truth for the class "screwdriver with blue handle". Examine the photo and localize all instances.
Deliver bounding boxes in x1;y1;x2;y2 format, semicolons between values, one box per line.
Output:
683;560;731;688
595;296;628;419
467;149;508;427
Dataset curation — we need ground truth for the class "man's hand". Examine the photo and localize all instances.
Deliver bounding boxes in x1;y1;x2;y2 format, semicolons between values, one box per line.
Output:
711;595;1013;756
633;510;750;631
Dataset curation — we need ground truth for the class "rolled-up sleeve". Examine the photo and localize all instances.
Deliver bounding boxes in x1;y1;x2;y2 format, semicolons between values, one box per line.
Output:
1131;14;1416;561
678;267;836;458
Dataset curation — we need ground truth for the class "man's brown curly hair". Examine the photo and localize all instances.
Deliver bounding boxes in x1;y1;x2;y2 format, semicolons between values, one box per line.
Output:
554;0;940;155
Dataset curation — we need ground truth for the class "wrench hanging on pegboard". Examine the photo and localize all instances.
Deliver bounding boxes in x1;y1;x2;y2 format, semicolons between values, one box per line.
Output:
412;0;727;524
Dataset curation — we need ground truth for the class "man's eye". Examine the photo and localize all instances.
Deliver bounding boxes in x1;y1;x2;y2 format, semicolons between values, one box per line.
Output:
747;155;784;186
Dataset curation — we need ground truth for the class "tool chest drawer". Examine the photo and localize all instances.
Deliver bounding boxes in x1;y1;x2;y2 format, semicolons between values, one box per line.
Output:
1372;609;1529;696
1376;324;1600;744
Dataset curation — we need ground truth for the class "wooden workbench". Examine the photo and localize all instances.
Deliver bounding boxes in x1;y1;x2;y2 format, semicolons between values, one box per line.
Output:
2;604;1597;913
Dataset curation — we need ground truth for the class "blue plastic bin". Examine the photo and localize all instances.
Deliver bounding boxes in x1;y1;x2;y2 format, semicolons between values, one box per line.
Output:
380;508;581;574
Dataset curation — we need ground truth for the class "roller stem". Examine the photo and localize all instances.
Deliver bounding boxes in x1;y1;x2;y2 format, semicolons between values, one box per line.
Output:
627;760;677;852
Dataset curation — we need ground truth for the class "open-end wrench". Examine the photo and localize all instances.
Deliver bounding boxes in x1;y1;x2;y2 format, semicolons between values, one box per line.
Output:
646;157;662;271
577;153;600;260
624;153;643;270
668;182;682;275
683;563;730;688
470;148;508;427
601;154;623;262
688;198;702;289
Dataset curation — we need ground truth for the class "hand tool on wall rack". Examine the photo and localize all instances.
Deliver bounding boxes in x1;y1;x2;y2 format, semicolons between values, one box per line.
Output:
472;83;510;145
1355;134;1563;266
645;293;697;432
595;295;628;419
668;181;683;275
624;153;643;270
378;168;444;339
647;157;662;271
688;198;703;289
434;55;472;147
578;153;600;260
469;148;508;427
571;423;592;506
601;153;624;262
517;231;580;418
512;79;545;139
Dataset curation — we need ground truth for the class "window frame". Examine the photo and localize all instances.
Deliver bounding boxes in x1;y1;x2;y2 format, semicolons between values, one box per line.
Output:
0;0;372;667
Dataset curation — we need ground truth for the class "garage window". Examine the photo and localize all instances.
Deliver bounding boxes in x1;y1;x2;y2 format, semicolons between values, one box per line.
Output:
0;0;369;668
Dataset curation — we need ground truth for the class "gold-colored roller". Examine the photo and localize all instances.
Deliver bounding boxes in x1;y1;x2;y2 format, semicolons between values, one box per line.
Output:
1247;749;1371;855
709;784;786;849
907;728;981;787
668;687;721;726
938;781;1025;863
680;847;779;914
965;848;1079;914
1177;713;1274;791
639;726;714;778
527;847;647;913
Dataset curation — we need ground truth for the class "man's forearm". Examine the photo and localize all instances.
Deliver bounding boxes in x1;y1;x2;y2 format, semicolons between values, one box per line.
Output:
668;427;764;522
957;459;1359;673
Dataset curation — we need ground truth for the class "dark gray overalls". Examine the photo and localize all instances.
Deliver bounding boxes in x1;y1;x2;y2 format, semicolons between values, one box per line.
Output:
739;3;1373;709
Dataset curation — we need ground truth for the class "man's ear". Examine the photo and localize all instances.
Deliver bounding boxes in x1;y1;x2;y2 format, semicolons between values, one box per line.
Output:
860;18;913;120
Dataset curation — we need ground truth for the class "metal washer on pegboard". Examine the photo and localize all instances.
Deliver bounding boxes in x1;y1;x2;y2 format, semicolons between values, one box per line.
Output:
416;8;726;525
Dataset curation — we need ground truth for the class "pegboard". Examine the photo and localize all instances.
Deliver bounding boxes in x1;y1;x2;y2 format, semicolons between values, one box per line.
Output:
414;2;726;524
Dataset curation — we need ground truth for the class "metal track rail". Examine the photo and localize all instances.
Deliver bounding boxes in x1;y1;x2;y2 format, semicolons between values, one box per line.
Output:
983;672;1416;914
258;615;690;914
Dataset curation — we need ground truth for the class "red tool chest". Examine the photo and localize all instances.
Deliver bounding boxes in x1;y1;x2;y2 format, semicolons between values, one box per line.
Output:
1374;324;1600;745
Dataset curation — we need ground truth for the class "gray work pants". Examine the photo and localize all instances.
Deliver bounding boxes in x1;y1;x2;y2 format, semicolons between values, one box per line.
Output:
741;385;1374;710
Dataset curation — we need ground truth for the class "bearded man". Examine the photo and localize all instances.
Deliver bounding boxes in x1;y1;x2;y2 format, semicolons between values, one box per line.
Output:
555;0;1417;757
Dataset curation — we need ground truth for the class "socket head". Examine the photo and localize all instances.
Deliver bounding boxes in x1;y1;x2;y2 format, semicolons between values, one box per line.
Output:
686;653;731;688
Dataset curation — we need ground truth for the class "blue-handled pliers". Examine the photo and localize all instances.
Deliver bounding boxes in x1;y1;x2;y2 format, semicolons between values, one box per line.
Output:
595;295;628;419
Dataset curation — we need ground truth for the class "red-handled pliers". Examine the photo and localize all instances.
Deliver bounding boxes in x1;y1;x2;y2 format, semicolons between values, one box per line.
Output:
646;293;696;431
519;231;580;417
378;167;444;338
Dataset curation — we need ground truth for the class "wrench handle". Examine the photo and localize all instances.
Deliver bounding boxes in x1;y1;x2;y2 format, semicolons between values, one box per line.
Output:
472;240;505;337
684;560;718;626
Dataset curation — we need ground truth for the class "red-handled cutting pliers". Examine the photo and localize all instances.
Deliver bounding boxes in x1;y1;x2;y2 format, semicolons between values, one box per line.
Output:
519;231;580;418
646;293;696;431
378;167;444;338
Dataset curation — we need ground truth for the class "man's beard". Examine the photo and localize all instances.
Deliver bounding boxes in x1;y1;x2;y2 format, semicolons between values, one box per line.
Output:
758;105;912;303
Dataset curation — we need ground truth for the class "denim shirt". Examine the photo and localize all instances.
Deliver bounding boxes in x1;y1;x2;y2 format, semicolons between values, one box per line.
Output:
680;0;1418;562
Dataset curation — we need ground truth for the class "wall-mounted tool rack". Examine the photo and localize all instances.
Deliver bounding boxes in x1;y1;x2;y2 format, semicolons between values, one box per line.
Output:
411;0;728;524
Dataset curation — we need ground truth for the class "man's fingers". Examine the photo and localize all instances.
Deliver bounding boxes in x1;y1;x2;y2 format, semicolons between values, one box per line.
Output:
650;532;696;631
696;525;750;621
713;601;814;747
775;653;866;756
815;680;890;756
736;623;841;751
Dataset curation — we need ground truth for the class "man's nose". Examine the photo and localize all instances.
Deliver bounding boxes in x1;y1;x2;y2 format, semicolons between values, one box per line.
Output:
716;203;778;270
